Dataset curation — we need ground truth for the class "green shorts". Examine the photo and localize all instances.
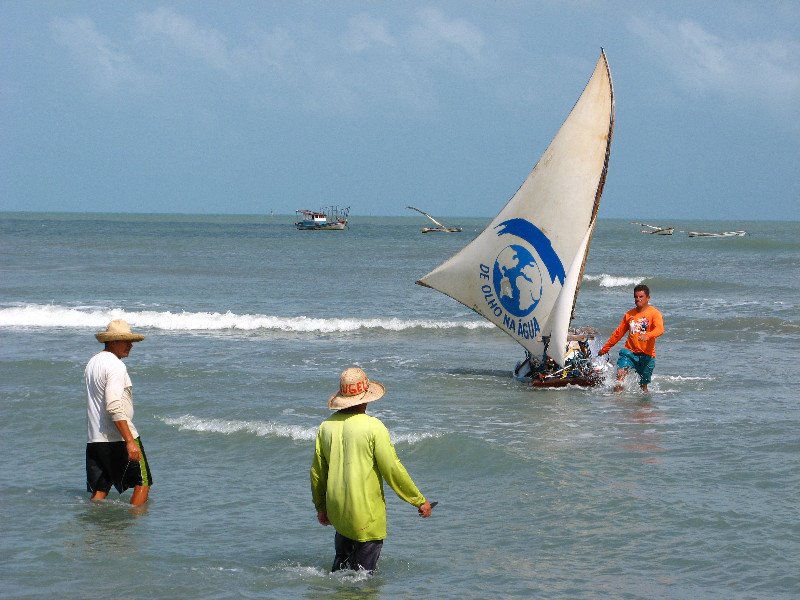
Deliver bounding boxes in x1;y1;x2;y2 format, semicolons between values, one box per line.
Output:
617;348;656;385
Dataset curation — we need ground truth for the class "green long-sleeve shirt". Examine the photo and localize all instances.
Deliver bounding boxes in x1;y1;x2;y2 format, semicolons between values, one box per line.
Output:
310;412;426;541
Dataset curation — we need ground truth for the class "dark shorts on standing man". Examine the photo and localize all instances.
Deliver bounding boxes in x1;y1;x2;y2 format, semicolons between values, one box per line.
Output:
332;531;383;573
86;437;152;494
617;348;656;385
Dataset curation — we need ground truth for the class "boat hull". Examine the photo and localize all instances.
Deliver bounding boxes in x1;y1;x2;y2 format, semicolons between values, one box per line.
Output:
421;227;462;233
529;374;602;388
688;231;746;237
513;344;605;388
295;221;346;230
294;206;349;231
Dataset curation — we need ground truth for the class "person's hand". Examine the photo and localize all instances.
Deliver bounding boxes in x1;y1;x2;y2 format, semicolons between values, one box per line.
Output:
125;440;141;462
317;511;330;526
417;501;433;518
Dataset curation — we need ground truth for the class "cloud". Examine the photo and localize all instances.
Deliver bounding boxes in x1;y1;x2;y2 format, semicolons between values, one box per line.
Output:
135;7;232;71
407;7;487;71
341;14;396;52
47;7;490;113
49;16;136;91
629;16;800;115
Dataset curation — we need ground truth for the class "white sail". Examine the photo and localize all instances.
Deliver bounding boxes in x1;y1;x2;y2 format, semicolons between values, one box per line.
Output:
407;206;447;229
417;51;614;362
543;221;595;366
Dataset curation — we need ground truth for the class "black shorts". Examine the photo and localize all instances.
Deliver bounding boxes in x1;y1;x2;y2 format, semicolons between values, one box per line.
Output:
86;438;152;494
332;532;383;573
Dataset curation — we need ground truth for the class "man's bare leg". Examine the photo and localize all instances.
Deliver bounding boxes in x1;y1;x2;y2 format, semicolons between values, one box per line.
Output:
130;485;149;506
614;368;628;392
90;490;109;502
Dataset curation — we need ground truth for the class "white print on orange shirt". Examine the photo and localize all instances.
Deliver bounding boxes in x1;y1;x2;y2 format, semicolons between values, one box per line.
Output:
629;317;649;335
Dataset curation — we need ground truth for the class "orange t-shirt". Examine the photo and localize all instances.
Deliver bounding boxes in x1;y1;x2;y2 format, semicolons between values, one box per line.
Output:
600;304;664;358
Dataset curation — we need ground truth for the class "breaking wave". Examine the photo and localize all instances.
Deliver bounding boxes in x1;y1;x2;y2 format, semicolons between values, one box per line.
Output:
159;414;442;445
0;303;492;334
583;274;646;288
160;415;317;441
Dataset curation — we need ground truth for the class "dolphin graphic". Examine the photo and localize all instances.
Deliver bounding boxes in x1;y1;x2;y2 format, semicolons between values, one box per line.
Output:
495;219;565;285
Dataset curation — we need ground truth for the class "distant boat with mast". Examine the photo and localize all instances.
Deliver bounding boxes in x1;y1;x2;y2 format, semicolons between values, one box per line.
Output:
632;221;674;235
406;206;462;233
294;206;349;230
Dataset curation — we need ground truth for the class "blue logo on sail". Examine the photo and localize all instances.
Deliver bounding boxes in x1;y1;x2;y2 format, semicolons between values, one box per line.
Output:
492;219;565;318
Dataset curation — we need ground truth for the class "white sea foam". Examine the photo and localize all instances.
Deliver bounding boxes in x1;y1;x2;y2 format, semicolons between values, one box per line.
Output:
0;304;492;333
390;430;443;444
159;414;442;445
280;563;371;582
584;274;646;288
160;415;317;441
281;564;329;579
657;375;715;382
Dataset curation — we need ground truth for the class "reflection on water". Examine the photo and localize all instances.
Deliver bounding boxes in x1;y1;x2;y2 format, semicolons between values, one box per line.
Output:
76;499;148;558
620;399;665;464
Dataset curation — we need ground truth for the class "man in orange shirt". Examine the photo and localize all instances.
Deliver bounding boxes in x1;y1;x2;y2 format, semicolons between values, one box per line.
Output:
598;284;664;392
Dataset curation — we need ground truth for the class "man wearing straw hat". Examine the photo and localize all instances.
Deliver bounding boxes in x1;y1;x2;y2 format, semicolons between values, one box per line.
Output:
310;367;433;573
84;319;152;506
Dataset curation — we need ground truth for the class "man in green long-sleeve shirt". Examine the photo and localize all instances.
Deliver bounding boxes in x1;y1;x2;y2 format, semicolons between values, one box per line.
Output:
310;367;433;573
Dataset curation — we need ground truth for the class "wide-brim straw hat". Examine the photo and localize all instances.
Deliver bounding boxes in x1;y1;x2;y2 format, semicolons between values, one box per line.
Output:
328;367;385;410
95;319;145;343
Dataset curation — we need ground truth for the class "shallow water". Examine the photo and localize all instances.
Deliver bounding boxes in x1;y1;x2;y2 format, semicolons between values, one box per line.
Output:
1;214;799;598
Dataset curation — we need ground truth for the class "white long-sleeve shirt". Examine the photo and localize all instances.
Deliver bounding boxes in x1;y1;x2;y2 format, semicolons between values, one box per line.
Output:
85;351;139;443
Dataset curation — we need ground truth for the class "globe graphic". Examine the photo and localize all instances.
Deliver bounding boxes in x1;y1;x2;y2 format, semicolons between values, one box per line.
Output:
492;244;543;317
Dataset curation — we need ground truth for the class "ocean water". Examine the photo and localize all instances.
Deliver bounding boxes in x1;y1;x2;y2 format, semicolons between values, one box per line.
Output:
1;212;798;599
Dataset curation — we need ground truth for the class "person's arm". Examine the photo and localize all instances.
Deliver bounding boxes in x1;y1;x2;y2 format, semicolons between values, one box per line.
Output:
373;424;427;511
310;431;329;525
104;366;139;461
599;315;628;355
646;308;664;340
114;420;141;461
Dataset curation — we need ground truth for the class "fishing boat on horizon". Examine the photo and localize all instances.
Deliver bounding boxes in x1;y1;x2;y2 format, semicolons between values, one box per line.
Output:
688;230;746;238
406;206;463;233
294;206;349;230
633;221;674;235
416;51;615;388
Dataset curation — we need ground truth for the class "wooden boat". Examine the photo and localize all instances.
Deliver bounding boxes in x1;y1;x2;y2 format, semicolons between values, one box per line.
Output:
633;222;674;235
416;52;614;387
407;206;462;233
688;230;746;238
294;206;349;230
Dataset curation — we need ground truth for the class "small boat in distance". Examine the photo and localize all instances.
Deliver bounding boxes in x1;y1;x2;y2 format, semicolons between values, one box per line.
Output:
294;206;349;230
407;206;462;233
632;222;674;235
688;230;746;238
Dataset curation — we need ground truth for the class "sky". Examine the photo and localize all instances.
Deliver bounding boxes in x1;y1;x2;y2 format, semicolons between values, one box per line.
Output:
2;1;799;221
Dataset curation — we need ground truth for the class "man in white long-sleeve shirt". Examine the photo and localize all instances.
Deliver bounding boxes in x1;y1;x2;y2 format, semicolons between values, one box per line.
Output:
85;320;152;505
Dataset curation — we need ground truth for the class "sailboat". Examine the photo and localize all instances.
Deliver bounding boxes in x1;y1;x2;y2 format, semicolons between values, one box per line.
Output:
416;51;614;387
407;206;463;233
633;222;674;235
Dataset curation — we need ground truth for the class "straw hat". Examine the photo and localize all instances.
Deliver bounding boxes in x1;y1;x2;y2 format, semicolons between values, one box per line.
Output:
95;319;145;343
328;367;385;410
